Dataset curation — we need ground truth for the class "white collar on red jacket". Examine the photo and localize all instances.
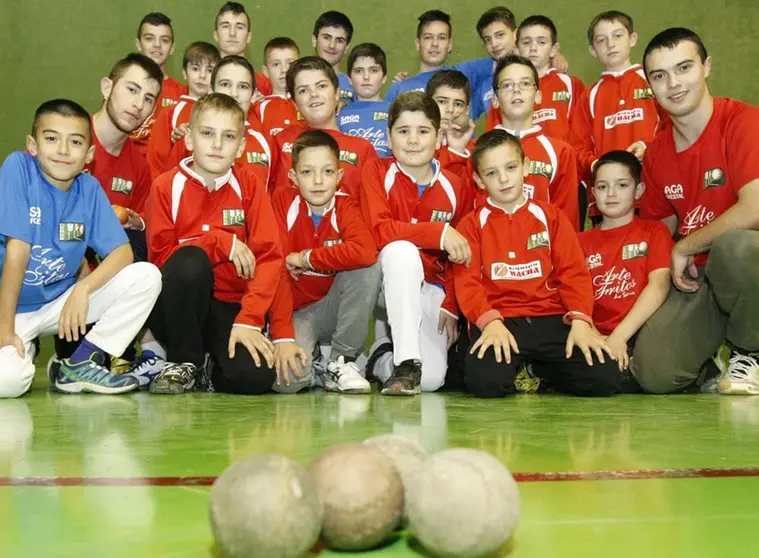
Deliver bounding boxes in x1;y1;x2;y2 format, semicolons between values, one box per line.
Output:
485;193;529;215
494;124;543;139
393;159;441;184
601;63;642;78
178;94;198;102
305;192;340;216
179;157;234;192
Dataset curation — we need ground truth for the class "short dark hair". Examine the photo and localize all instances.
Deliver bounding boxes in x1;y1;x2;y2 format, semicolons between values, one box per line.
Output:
518;15;557;44
137;12;173;41
31;99;92;140
476;6;517;36
264;37;300;62
426;70;471;105
211;55;256;92
347;43;387;76
183;41;221;70
473;129;525;175
286;56;339;99
643;27;709;77
190;92;245;131
216;2;249;30
292;129;340;169
313;11;354;43
108;53;163;89
587;11;634;45
592;150;642;185
492;54;539;94
417;10;451;39
388;91;441;132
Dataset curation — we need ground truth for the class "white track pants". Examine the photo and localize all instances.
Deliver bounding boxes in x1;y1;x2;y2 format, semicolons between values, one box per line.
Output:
374;241;449;392
0;262;162;399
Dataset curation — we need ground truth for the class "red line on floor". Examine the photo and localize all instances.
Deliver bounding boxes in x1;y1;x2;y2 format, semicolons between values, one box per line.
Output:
2;467;759;487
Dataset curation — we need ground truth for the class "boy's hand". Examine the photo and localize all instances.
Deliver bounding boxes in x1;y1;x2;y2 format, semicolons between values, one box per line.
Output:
470;319;519;363
0;330;25;358
566;320;613;366
231;240;256;279
58;284;89;343
445;115;476;154
437;311;459;349
671;245;700;292
228;326;274;368
392;72;409;83
123;208;144;231
285;251;308;281
443;227;472;267
626;141;647;162
171;123;189;144
273;341;307;387
551;51;569;73
605;333;630;372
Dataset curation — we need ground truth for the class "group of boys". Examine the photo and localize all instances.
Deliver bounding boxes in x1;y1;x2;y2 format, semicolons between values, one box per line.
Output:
1;3;757;401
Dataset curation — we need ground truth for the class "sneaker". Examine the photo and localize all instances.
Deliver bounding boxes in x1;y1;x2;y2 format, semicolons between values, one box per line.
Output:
718;350;759;395
365;341;393;384
381;359;422;396
56;353;139;395
47;354;62;386
319;356;372;394
110;356;133;375
123;352;167;388
149;362;198;395
195;353;215;393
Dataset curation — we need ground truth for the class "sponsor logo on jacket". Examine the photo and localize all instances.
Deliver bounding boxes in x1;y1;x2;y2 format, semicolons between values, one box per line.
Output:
491;260;543;280
604;108;644;129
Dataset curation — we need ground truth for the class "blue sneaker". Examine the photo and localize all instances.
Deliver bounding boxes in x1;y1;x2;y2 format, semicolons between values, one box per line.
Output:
56;353;138;395
123;351;167;388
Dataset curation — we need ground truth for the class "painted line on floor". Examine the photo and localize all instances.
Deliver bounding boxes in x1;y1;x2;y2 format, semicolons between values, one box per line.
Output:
2;467;759;487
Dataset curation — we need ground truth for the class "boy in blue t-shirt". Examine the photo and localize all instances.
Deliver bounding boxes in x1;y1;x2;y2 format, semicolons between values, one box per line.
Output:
0;100;162;398
338;43;391;158
312;10;358;106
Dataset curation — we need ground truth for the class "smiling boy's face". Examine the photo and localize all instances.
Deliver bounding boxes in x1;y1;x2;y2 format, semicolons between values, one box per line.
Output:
292;69;339;127
27;113;94;189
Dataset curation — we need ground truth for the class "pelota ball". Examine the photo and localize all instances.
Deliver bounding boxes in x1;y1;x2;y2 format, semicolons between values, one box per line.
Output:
309;443;404;551
210;454;323;558
111;204;129;225
407;448;520;558
363;434;427;525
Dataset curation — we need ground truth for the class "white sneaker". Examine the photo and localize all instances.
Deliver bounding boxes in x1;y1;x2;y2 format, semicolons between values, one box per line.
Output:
718;351;759;395
123;352;167;388
319;356;372;394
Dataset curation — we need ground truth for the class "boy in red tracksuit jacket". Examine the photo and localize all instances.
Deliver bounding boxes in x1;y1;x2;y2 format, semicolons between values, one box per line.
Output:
147;42;221;180
453;128;620;398
570;11;664;206
269;130;379;395
267;57;377;200
252;37;302;137
166;57;273;188
134;93;282;396
361;92;472;396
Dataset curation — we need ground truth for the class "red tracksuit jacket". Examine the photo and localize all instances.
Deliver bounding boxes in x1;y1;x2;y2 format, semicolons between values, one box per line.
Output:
130;77;188;156
268;189;377;341
147;95;195;180
146;158;283;329
253;95;302;138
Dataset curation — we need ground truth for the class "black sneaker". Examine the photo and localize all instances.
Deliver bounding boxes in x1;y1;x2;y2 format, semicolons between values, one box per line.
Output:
365;342;393;383
195;354;215;393
381;359;422;396
149;362;198;395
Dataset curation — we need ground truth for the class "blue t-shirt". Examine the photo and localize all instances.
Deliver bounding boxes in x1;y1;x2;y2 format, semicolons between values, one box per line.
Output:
338;100;391;158
385;57;494;119
338;73;358;106
472;79;496;121
0;152;128;313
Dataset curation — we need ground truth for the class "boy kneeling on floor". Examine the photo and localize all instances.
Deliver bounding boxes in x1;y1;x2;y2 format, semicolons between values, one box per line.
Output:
453;128;621;397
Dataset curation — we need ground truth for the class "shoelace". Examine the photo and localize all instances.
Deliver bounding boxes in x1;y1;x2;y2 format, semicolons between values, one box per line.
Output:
163;363;195;382
728;353;759;379
133;355;160;375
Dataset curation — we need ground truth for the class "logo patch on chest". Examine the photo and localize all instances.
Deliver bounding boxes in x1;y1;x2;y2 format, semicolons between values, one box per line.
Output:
528;160;553;179
533;108;558;123
604;108;644;129
59;222;85;242
374;112;388;121
491;261;543;280
552;91;571;102
246;152;269;165
634;87;655;100
430;209;453;223
622;242;649;260
222;209;245;227
111;177;133;195
527;231;550;250
323;238;343;247
339;150;358;166
703;168;726;189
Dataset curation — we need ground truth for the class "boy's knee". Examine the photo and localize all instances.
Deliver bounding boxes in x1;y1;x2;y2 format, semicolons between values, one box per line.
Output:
573;362;621;397
271;372;313;394
127;262;162;294
379;241;423;276
167;247;213;286
420;355;446;393
217;363;277;395
0;347;34;399
464;354;515;398
631;343;690;394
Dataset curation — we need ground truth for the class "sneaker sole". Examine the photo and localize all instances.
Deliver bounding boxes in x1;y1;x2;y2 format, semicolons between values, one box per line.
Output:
54;381;138;395
381;384;421;396
718;379;759;395
149;378;196;395
324;385;372;395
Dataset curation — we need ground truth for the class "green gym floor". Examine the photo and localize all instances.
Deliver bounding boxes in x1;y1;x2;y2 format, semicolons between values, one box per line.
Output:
2;345;759;557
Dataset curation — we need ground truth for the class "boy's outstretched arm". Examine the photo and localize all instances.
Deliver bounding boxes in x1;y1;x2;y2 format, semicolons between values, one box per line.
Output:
0;238;31;356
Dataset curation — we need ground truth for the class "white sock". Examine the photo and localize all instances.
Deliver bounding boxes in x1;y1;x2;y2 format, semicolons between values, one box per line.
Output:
141;341;167;360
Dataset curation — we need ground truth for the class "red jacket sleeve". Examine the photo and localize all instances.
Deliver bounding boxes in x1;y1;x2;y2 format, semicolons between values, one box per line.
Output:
129;157;153;217
551;141;580;230
360;159;447;251
267;133;289;193
569;86;596;184
453;212;500;328
234;183;284;329
485;103;501;132
146;108;177;181
267;191;296;342
146;174;237;269
308;197;377;272
549;208;594;320
441;260;459;318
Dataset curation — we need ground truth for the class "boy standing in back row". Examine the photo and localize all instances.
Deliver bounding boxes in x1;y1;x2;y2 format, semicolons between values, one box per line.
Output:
312;10;358;106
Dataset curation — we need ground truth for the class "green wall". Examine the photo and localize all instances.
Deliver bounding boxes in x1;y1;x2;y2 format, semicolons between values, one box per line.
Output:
2;0;758;158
